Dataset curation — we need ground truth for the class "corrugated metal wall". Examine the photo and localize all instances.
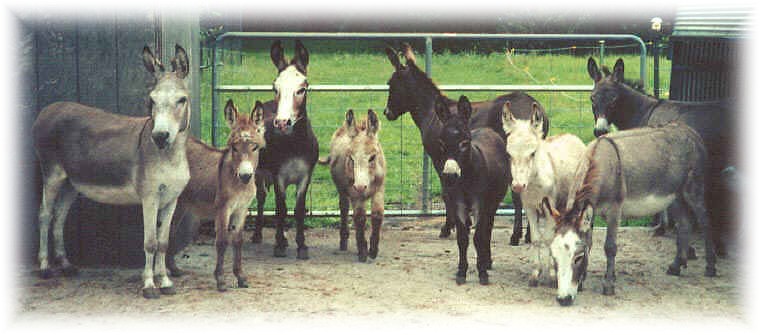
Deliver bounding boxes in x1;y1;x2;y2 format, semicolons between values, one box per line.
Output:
669;37;739;101
20;12;200;267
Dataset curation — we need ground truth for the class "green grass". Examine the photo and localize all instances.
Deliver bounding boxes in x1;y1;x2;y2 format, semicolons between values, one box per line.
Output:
199;40;669;227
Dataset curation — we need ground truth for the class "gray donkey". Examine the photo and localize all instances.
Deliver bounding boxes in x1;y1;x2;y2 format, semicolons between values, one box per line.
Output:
32;45;192;299
543;123;715;306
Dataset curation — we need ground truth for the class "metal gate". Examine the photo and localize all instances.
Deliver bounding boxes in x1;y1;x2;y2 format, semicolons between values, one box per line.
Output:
208;32;647;216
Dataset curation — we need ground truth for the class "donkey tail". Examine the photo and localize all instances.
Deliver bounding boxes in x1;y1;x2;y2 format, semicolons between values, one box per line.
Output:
318;156;331;165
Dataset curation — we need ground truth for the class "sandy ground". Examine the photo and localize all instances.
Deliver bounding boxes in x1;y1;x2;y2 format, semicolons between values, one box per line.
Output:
12;216;744;329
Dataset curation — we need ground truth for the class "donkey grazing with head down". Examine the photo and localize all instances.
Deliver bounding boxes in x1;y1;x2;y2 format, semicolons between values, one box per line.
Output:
32;45;191;299
321;109;386;262
384;43;548;245
543;123;715;306
502;102;587;287
250;40;319;260
436;95;509;285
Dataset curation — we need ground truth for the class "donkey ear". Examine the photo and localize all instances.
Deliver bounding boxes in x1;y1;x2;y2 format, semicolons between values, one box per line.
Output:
587;57;601;82
251;100;265;125
367;109;381;135
142;46;163;75
224;99;238;127
385;47;402;70
612;58;624;82
434;98;449;123
541;197;561;222
293;40;309;74
345;109;358;136
401;42;417;65
577;206;593;232
530;102;544;133
457;95;472;121
501;101;516;134
270;40;288;73
171;44;189;79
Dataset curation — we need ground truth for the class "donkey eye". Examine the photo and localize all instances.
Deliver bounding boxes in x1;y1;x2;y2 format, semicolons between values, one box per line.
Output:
296;88;306;95
573;254;584;265
177;97;187;105
530;152;536;158
369;155;376;163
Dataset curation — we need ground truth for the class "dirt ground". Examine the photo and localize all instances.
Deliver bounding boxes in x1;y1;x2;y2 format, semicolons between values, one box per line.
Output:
13;216;744;328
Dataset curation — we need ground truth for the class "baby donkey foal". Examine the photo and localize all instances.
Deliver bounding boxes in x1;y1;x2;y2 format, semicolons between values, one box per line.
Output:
213;99;266;291
322;109;386;262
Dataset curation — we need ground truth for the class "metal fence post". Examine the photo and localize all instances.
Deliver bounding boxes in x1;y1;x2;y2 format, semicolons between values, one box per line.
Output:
653;39;660;98
211;39;219;147
421;36;433;213
599;40;605;67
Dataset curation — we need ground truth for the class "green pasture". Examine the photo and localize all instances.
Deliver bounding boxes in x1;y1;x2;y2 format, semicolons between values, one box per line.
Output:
198;40;670;227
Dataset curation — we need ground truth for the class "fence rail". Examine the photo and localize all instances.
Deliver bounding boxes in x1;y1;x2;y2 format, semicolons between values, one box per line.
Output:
209;32;647;216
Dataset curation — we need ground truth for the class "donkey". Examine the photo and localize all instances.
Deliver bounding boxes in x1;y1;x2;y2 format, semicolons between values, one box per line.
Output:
32;45;191;299
502;102;587;287
384;43;548;245
436;95;509;285
543;123;716;306
321;109;386;262
249;40;319;260
587;57;735;254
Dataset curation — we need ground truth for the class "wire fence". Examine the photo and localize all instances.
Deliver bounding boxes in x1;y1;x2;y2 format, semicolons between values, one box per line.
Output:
200;34;667;216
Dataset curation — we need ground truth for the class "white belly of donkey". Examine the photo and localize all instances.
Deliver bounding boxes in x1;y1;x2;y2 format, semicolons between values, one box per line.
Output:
622;194;676;218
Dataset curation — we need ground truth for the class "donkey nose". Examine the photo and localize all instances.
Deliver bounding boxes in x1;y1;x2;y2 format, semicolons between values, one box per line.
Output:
593;128;608;137
556;295;574;307
239;173;253;184
512;184;525;193
274;119;292;132
353;184;367;194
152;131;169;149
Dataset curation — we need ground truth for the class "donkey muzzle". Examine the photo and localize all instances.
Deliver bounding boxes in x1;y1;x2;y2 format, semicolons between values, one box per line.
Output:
556;295;574;307
152;131;170;149
353;184;368;194
274;119;293;134
511;183;526;193
239;173;253;184
593;117;609;137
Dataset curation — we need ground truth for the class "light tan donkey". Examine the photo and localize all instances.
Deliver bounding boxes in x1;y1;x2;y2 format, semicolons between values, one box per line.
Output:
212;99;266;291
322;109;386;262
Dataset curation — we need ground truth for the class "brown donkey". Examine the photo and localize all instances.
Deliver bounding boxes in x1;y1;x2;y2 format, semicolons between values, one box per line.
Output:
321;109;386;262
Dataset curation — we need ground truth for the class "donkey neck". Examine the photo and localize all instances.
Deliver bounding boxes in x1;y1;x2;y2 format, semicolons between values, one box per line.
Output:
613;85;661;130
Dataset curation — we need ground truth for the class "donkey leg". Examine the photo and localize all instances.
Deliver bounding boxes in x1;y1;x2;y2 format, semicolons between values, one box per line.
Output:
294;176;312;260
231;210;249;288
684;175;716;277
155;200;178;295
338;194;350;251
666;198;691;276
140;197;160;299
52;183;78;277
369;188;384;259
273;182;288;257
454;201;470;285
602;208;621;296
251;177;267;244
214;210;230;292
167;205;187;277
37;165;66;279
473;202;492;285
526;209;542;287
354;205;368;262
510;190;525;245
439;189;453;238
651;211;667;237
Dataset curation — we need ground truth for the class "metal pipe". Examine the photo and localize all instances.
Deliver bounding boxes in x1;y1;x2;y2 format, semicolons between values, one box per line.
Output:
421;36;433;214
211;41;219;147
249;208;520;217
215;84;594;92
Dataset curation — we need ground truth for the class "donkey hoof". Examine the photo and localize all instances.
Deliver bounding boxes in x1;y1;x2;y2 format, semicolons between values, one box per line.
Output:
61;266;79;277
39;268;57;279
509;234;521;246
369;249;378;259
250;232;263;244
705;267;717;277
238;279;249;288
296;248;309;260
528;278;539;287
602;284;615;296
357;254;368;263
524;235;532;244
688;247;698;260
142;287;160;299
216;282;228;292
479;273;490;286
339;240;348;251
159;286;177;295
273;246;287;258
439;229;452;239
455;275;466;285
666;264;681;276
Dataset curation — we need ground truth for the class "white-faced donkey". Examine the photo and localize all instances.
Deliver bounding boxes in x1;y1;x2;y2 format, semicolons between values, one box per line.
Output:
32;45;192;299
543;123;716;306
321;109;386;262
502;102;588;288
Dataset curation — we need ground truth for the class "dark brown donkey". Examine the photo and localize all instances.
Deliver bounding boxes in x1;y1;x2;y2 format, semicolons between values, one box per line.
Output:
249;40;319;260
384;43;548;245
161;99;265;288
436;95;509;285
33;45;191;299
321;109;386;262
587;57;735;255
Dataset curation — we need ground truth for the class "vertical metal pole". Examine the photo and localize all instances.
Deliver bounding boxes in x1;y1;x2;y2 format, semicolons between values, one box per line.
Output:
421;36;433;213
599;40;605;67
211;39;219;147
652;39;660;98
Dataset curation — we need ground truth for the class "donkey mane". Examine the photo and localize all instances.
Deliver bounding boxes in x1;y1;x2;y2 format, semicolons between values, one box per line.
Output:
558;144;601;229
408;62;456;105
